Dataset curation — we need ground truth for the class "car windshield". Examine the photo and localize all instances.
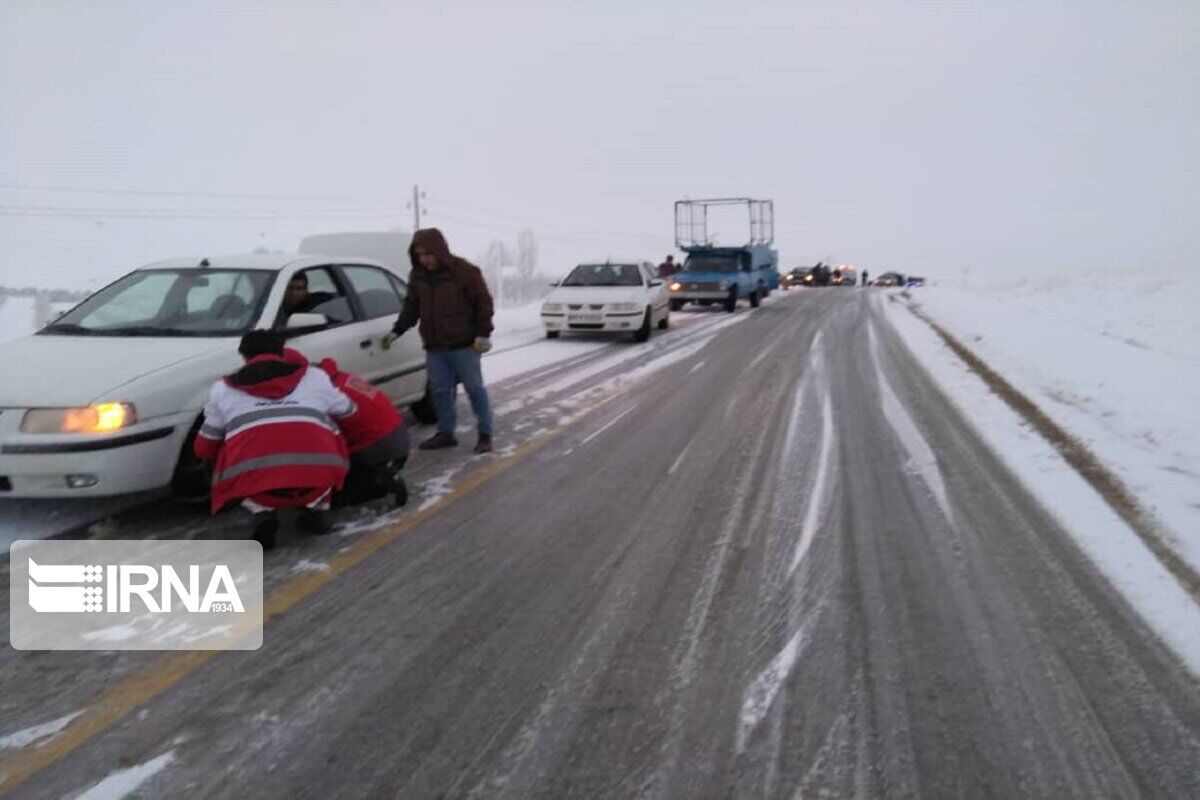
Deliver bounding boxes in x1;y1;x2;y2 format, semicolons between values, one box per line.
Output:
44;269;275;336
684;254;740;273
561;264;643;287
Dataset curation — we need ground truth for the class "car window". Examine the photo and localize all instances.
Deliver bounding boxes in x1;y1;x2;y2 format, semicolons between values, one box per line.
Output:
640;264;656;283
278;266;353;326
561;264;643;287
342;265;403;319
387;273;408;303
45;269;273;336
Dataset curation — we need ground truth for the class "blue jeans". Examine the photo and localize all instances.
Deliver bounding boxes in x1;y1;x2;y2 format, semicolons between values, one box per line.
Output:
426;348;493;437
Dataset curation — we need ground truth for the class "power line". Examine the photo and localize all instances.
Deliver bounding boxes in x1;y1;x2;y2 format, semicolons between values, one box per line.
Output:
0;182;400;203
0;204;400;221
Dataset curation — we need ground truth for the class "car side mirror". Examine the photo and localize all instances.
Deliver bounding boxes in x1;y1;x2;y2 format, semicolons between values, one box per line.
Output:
649;279;663;287
284;312;330;333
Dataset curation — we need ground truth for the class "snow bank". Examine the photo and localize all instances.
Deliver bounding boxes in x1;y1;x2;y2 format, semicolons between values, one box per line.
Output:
900;274;1199;575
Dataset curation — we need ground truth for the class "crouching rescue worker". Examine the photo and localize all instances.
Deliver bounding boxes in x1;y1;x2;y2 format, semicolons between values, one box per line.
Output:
194;330;354;549
318;357;410;508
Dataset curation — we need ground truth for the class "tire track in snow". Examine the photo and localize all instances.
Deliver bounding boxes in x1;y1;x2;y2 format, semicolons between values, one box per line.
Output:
867;317;955;524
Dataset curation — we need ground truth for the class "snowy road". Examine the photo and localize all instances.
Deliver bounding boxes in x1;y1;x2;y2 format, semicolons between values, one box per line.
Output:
2;290;1199;798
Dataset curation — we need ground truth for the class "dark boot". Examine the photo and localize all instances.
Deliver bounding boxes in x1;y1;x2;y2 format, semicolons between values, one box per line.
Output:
419;432;458;450
474;433;493;455
252;512;279;550
298;508;332;536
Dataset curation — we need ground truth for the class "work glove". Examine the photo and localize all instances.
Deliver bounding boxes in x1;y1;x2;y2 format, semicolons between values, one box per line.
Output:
380;332;400;350
473;337;493;354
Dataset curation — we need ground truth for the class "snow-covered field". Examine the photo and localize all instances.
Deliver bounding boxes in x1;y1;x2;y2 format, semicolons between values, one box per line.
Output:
898;274;1199;575
884;275;1200;671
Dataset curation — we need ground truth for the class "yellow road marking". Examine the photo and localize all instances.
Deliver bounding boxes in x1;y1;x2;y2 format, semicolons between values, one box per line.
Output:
0;395;614;795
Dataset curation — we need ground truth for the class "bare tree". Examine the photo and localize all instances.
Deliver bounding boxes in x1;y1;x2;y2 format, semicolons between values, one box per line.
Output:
515;228;538;280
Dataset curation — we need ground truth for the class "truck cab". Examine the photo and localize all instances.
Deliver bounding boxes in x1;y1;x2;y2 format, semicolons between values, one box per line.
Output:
667;198;778;313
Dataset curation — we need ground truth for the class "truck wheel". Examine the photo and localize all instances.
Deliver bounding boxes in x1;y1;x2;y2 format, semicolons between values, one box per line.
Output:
633;308;652;343
410;381;438;425
657;309;669;330
749;289;761;308
724;290;737;313
546;330;561;339
670;299;686;311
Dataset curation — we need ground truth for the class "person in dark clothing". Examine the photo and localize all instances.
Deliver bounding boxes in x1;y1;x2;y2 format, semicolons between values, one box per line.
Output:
862;269;869;286
658;255;678;278
282;273;334;317
384;228;496;455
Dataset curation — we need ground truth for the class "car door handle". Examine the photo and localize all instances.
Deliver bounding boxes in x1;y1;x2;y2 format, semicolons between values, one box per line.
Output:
359;338;373;349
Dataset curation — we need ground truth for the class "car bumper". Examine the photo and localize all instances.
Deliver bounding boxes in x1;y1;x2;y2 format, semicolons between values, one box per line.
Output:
541;312;644;333
670;291;731;301
0;412;194;498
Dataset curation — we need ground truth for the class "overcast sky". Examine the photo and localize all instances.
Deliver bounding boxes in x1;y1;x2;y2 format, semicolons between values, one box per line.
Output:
2;0;1196;288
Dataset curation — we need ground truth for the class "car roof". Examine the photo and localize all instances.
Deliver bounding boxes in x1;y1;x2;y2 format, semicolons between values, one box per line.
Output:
137;254;398;273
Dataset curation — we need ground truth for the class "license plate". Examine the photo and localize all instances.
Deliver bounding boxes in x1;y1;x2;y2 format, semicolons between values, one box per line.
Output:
570;314;602;323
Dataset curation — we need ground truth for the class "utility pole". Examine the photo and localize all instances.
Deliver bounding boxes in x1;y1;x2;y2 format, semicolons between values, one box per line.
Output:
407;185;426;231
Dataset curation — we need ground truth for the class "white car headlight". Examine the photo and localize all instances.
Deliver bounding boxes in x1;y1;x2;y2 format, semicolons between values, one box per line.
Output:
542;303;564;312
609;303;639;312
669;282;682;291
21;403;138;434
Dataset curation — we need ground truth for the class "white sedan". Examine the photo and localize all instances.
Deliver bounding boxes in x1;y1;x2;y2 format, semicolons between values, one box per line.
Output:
541;262;670;342
0;254;432;499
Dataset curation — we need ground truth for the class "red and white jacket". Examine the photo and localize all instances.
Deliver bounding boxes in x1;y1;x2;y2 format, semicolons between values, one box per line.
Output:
194;349;354;513
317;358;403;452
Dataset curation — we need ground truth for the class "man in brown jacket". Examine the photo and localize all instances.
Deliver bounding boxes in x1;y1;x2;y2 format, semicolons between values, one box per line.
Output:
387;228;496;454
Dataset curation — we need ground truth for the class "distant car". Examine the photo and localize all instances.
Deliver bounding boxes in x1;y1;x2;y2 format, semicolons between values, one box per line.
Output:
779;268;806;290
541;262;669;342
873;272;905;287
832;267;857;287
0;255;432;499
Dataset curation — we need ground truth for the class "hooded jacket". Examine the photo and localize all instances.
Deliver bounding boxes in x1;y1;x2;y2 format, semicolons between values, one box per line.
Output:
318;357;402;452
391;228;494;350
194;348;353;513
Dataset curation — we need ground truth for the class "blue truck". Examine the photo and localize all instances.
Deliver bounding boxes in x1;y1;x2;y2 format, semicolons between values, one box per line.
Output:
667;198;778;313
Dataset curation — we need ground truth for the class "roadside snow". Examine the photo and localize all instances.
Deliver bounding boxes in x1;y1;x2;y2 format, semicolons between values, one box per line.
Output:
883;291;1200;675
0;295;35;345
902;274;1199;576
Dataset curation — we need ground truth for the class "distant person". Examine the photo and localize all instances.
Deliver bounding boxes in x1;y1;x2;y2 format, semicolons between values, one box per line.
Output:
658;255;678;278
862;269;869;286
385;228;496;455
194;331;354;548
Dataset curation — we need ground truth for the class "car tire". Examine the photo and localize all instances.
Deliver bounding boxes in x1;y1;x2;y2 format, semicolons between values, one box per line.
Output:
657;309;669;330
633;308;652;343
171;422;211;503
546;330;561;339
410;381;438;426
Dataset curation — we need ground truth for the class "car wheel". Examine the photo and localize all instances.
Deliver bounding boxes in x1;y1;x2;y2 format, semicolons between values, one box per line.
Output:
546;330;561;339
410;381;438;426
633;308;652;343
657;309;669;330
171;422;211;503
749;288;761;308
